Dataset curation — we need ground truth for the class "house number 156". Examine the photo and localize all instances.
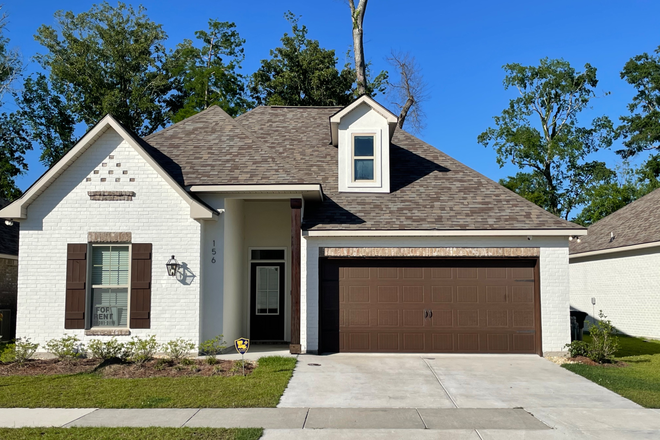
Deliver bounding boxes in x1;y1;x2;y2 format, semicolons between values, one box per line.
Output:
211;240;216;263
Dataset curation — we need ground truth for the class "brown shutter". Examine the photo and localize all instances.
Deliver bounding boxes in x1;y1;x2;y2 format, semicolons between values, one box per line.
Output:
65;244;87;329
130;243;152;328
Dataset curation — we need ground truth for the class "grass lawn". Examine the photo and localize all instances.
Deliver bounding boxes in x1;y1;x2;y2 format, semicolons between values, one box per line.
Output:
0;356;295;408
0;427;262;440
563;335;660;408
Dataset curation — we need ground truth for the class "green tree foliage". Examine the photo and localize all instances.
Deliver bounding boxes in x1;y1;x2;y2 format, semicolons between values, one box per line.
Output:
249;12;356;106
478;58;615;220
34;1;171;136
167;19;252;122
617;46;660;158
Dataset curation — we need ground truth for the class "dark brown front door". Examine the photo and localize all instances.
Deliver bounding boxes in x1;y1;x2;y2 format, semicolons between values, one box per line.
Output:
250;262;285;341
319;258;541;354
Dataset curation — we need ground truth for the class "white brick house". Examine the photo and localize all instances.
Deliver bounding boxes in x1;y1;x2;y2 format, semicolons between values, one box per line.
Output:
1;96;585;355
570;188;660;339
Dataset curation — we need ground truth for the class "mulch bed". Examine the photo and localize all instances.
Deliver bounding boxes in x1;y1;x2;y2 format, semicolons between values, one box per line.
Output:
0;358;256;378
569;356;628;368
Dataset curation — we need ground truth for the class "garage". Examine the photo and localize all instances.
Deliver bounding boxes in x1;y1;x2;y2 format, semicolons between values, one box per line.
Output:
319;258;541;354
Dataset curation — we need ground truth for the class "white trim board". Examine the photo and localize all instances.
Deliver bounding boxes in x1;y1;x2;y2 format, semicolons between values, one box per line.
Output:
570;240;660;259
0;115;219;221
0;253;18;260
303;229;587;237
190;184;323;201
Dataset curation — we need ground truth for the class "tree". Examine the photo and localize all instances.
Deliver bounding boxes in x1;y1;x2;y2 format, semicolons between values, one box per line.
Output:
167;19;252;122
0;6;21;102
348;0;368;96
34;2;172;136
249;12;356;106
617;46;660;158
478;58;615;220
387;51;428;132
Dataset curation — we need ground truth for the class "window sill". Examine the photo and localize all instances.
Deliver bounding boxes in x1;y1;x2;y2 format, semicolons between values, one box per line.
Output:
85;329;131;337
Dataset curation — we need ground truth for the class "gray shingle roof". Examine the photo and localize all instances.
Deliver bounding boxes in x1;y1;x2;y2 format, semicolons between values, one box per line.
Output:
0;199;18;255
570;187;660;255
145;105;581;231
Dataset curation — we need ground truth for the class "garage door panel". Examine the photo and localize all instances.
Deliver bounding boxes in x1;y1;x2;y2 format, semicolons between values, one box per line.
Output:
320;258;540;354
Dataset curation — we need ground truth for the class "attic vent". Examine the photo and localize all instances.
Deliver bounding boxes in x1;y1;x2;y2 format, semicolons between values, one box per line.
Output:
88;191;136;201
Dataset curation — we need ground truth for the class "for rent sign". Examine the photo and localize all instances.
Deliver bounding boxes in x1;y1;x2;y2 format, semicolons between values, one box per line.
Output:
93;306;119;327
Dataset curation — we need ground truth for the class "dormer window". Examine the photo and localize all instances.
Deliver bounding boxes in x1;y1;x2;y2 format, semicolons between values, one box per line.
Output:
353;134;375;181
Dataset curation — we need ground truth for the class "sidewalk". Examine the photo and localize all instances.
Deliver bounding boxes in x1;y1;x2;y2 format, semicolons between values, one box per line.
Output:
1;407;660;439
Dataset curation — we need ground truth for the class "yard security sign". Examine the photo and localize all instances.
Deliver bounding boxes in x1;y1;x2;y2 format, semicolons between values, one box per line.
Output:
234;338;249;376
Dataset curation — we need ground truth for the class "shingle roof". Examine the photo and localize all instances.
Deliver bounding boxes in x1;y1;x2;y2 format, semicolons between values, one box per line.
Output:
0;199;18;255
145;105;581;231
570;187;660;255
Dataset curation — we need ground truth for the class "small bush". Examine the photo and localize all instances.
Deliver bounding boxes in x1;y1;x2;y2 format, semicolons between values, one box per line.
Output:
87;338;125;360
0;338;39;365
162;338;196;361
198;334;227;356
154;358;171;371
45;335;84;361
180;357;195;366
587;311;619;363
205;356;218;365
125;335;159;365
564;340;589;358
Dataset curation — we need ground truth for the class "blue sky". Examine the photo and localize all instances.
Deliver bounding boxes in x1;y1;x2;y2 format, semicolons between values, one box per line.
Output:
3;0;660;195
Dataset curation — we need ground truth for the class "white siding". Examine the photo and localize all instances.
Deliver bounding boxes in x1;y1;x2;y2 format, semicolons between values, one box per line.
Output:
301;236;571;354
570;248;660;339
16;129;202;347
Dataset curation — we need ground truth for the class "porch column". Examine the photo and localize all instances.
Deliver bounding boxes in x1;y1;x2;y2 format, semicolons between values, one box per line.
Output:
289;198;302;354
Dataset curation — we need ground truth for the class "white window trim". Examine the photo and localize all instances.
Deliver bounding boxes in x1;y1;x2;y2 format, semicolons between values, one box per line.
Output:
345;129;383;189
351;133;376;183
87;243;132;330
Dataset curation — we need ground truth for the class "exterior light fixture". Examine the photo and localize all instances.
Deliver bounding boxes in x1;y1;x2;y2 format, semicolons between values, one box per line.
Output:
569;236;581;243
166;255;180;277
4;220;13;226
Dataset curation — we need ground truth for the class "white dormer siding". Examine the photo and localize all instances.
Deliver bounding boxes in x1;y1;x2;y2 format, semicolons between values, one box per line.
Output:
331;96;398;193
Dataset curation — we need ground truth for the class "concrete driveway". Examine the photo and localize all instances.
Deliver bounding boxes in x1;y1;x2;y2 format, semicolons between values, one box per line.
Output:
279;353;638;409
274;354;660;439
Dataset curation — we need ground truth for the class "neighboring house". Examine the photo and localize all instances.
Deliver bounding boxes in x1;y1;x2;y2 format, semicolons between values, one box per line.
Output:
570;188;660;339
0;198;19;341
0;96;585;355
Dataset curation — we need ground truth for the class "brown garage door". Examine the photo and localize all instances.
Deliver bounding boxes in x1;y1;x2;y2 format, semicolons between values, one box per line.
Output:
319;259;541;354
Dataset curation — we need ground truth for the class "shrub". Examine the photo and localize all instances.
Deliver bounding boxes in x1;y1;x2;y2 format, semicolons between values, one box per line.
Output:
124;335;159;365
87;338;125;360
198;334;227;356
0;338;39;365
205;356;218;365
162;338;196;361
45;335;84;361
564;340;589;358
586;310;619;363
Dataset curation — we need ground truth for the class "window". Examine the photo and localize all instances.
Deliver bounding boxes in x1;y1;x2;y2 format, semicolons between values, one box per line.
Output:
353;134;375;181
91;245;130;328
251;249;285;260
255;266;280;315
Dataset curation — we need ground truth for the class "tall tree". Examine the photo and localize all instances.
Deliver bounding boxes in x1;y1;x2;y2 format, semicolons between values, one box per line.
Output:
478;58;615;220
167;19;252;122
348;0;368;96
249;12;355;106
0;6;30;200
34;1;172;136
387;51;428;132
617;46;660;159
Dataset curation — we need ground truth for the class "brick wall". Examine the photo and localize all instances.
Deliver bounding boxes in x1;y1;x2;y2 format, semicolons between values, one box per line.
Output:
302;236;571;354
570;248;660;339
16;128;202;347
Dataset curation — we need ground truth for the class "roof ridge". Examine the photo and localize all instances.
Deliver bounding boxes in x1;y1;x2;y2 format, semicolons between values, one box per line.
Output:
144;105;223;140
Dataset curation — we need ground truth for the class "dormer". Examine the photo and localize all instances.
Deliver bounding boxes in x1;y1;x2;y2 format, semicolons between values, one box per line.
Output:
330;96;398;193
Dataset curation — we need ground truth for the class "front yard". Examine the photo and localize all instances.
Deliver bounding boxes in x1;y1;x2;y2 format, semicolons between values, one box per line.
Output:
0;356;296;408
563;335;660;408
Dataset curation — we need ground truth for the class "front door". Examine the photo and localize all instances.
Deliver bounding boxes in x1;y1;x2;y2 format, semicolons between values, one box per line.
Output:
250;262;285;340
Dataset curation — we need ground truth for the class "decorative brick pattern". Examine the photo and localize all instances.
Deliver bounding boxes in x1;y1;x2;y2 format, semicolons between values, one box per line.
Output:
85;329;130;336
87;232;132;243
320;247;540;258
16;129;201;348
88;191;135;201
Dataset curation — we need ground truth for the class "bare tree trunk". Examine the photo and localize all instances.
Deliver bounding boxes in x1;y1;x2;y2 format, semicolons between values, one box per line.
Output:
387;51;427;132
348;0;368;96
397;96;414;129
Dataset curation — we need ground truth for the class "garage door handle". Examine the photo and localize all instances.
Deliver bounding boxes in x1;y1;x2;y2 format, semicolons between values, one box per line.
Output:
424;309;428;318
429;310;433;318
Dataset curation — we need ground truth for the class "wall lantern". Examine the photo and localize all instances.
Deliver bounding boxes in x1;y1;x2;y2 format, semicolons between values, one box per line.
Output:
166;255;180;277
568;236;581;243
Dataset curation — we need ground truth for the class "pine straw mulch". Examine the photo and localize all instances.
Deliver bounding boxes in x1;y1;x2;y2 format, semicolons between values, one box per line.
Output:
0;357;256;378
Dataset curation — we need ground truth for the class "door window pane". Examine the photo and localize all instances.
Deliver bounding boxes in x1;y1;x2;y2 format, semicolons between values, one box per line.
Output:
251;249;285;260
92;288;128;327
354;159;374;180
256;266;280;315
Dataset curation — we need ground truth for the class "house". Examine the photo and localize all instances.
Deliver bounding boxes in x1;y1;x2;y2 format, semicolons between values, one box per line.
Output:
0;198;19;341
570;187;660;339
0;96;585;355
